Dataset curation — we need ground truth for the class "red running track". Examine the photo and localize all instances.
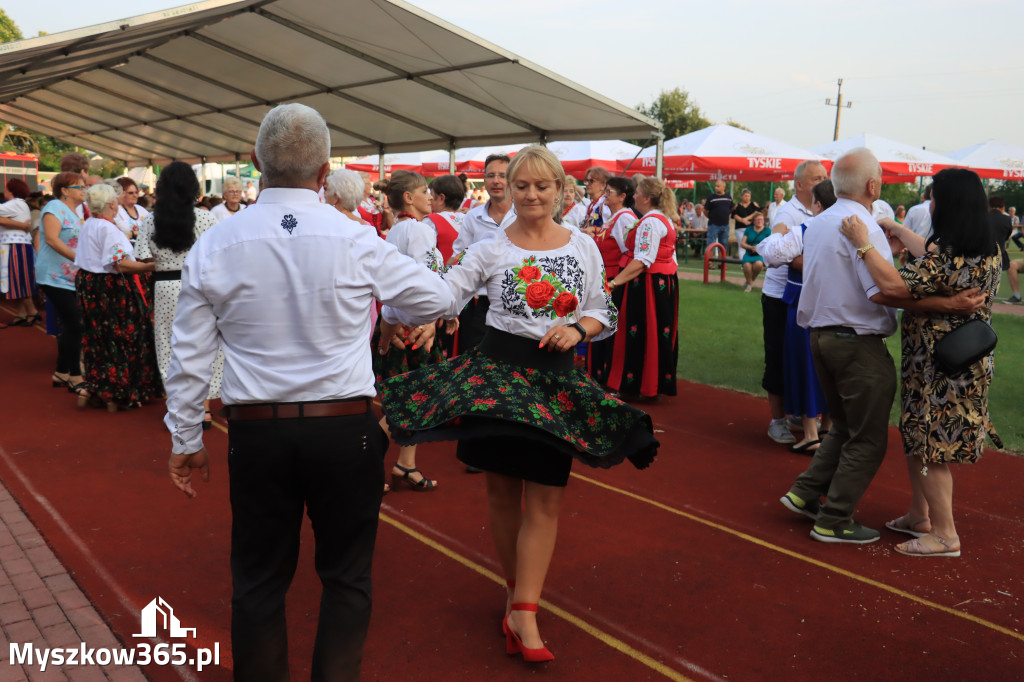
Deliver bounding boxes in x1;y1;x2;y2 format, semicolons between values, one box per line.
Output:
0;309;1022;681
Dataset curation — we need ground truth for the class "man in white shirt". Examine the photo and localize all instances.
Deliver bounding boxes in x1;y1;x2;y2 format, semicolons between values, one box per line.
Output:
759;160;827;445
164;103;454;680
244;180;258;203
780;149;982;545
766;187;786;224
903;184;932;239
450;153;517;350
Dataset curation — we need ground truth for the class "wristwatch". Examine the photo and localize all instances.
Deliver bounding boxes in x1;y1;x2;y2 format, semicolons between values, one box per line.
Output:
856;244;875;259
567;321;587;341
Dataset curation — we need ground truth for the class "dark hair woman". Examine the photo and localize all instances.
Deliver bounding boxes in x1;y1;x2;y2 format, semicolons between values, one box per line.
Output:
115;176;149;240
587;175;635;384
425;174;465;263
36;171;86;394
0;178;39;327
839;168;1000;558
135;161;223;426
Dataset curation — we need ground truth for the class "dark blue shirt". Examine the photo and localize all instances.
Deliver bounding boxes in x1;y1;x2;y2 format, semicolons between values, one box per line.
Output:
705;193;733;226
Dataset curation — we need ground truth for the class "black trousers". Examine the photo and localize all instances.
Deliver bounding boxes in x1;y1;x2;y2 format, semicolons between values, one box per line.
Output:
457;295;490;352
40;285;82;376
227;412;388;682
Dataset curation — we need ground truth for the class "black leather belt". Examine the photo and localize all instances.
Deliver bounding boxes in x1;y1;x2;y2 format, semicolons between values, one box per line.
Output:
220;398;371;421
153;270;182;282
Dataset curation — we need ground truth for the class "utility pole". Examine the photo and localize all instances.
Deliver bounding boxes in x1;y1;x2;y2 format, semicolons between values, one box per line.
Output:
825;78;853;141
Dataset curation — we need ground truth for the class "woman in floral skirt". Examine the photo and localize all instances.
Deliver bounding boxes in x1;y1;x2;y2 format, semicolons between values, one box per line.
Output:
606;177;679;399
74;183;160;411
375;170;454;491
377;146;657;663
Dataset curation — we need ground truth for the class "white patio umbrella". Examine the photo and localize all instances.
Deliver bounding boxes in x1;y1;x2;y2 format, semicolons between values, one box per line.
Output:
811;133;957;182
946;140;1024;180
633;125;823;182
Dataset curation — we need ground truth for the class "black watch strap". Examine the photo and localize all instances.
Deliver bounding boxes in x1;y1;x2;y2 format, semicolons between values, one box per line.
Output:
568;321;587;341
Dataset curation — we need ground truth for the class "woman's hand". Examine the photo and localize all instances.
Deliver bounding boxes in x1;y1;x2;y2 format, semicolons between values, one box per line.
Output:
539;324;584;353
406;323;436;352
839;215;870;248
442;317;459;335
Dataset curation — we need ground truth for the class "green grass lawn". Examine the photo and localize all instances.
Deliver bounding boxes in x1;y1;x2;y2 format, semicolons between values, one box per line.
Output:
676;277;1024;453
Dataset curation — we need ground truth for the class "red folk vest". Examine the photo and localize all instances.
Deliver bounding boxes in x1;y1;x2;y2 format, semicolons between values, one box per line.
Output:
621;212;677;274
595;209;633;277
427;212;459;263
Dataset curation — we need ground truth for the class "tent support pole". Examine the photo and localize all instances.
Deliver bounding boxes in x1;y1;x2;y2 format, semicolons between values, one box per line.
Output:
656;132;664;181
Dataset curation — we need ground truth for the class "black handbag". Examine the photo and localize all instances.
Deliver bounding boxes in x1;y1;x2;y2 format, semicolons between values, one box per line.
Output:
933;319;997;374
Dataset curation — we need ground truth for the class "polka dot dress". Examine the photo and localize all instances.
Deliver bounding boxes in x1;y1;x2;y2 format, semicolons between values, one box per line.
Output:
135;208;224;399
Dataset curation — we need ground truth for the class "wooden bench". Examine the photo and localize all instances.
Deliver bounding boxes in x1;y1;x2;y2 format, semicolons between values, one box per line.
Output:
703;242;743;284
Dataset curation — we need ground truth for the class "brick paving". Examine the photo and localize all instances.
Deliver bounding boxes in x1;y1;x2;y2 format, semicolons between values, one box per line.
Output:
0;482;146;681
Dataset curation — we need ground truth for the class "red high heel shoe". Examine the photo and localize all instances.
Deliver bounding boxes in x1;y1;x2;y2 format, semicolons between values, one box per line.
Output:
501;581;516;636
503;603;554;663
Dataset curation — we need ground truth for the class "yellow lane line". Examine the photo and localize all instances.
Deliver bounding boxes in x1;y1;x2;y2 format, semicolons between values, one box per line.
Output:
378;512;694;682
570;472;1024;643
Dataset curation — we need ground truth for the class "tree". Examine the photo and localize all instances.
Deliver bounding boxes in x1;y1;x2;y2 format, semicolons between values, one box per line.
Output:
880;182;925;212
0;8;23;43
635;88;712;142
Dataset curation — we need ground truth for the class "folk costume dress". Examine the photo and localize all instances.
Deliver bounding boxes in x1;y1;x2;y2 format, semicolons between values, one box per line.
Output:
781;224;828;421
373;215;450;378
898;250;1002;466
135;209;223;397
588;207;634;385
378;229;658;487
74;216;161;406
358;196;385;236
608;209;679;398
0;197;35;301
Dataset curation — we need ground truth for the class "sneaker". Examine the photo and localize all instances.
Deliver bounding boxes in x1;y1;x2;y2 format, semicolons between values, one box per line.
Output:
787;415;804;431
768;420;797;444
810;523;881;545
1008;294;1022;304
780;492;819;520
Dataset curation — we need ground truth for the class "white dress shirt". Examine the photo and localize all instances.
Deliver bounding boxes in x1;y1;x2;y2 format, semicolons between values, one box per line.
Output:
797;198;897;336
211;202;246;223
384;228;616;342
871;200;895;223
163;187;455;454
903;200;932;239
762;197;814;299
766;200;785;225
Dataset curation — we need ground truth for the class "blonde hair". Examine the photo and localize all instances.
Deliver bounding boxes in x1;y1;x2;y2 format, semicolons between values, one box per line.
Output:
636;177;677;218
222;177;243;193
506;145;566;219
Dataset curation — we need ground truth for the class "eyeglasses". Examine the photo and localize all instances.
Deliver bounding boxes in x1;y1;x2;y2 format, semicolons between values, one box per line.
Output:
67;185;85;190
484;173;506;181
126;190;139;195
584;178;599;185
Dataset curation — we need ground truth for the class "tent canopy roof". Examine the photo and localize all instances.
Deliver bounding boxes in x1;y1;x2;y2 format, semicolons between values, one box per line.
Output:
947;139;1024;180
0;0;659;166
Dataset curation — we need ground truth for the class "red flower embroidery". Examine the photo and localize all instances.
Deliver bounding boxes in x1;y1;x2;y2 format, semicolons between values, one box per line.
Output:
474;398;497;407
518;265;542;282
556;391;574;410
551;292;578;317
468;376;484;385
412;392;429;403
525;281;557;309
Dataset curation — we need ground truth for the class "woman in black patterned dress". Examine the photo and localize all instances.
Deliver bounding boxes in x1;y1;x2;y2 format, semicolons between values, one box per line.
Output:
840;168;1000;558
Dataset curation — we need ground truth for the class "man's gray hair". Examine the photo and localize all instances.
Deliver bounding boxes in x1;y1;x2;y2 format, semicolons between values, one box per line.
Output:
830;148;880;196
794;159;825;183
255;103;330;187
324;169;365;212
86;183;117;214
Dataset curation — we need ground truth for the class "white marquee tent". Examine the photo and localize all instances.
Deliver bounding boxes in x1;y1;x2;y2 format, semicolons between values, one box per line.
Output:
0;0;661;168
946;140;1024;180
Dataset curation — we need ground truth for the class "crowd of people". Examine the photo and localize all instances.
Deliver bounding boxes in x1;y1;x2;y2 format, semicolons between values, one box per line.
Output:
0;103;1009;678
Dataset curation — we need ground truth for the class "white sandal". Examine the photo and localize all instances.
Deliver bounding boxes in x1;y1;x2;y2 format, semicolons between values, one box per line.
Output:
894;533;961;558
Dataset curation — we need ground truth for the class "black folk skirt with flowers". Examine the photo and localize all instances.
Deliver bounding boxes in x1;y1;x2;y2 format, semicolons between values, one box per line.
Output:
607;272;679;398
378;327;659;487
76;270;162;406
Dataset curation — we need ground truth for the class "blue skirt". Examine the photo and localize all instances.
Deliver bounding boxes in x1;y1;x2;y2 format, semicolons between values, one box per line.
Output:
783;303;828;418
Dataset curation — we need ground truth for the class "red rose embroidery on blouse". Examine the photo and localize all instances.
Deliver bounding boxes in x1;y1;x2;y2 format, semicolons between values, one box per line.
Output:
551;292;578;317
525;281;557;309
518;265;542;282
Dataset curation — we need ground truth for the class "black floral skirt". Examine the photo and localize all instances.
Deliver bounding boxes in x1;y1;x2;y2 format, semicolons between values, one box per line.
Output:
76;270;162;406
607;272;679;397
378;327;659;483
371;317;448;380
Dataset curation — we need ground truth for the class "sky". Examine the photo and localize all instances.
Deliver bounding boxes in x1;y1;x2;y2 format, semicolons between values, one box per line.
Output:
7;0;1024;155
